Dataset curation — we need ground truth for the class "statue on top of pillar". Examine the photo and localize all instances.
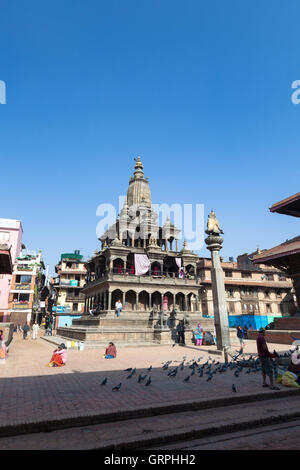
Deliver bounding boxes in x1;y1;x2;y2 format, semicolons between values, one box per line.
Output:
206;210;224;235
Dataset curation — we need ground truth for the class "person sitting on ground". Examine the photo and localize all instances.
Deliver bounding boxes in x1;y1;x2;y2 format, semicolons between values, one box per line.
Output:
103;342;117;359
46;343;67;367
277;350;300;388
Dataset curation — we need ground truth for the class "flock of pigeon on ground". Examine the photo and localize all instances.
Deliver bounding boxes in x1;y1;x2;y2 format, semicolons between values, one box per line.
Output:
99;345;296;393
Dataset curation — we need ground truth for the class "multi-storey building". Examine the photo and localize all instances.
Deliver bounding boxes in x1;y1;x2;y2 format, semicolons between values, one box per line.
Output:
198;251;295;327
8;250;45;325
53;251;86;327
0;219;23;321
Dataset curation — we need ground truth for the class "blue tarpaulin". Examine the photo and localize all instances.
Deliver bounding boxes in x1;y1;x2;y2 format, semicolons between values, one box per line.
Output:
228;315;279;329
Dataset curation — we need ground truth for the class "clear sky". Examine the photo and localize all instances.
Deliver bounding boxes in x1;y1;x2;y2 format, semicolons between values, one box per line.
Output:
1;0;299;274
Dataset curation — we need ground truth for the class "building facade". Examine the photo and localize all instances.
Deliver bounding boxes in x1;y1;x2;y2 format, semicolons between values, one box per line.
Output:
53;251;86;327
8;250;45;325
0;219;23;321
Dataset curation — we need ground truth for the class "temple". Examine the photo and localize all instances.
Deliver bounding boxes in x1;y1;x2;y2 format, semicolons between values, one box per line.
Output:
55;160;296;347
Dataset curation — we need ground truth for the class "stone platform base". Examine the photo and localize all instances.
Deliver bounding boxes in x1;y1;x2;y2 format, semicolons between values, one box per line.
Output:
56;311;216;348
248;329;300;345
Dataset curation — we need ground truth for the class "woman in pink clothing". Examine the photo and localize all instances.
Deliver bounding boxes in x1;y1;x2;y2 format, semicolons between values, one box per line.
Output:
46;343;67;367
0;330;6;359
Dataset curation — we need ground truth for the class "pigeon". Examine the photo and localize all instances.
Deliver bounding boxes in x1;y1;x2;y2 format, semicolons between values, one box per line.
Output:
199;370;203;377
147;366;152;372
124;368;132;372
232;384;237;393
206;375;212;382
172;343;176;347
246;368;251;374
234;371;240;378
100;378;107;385
145;376;152;386
112;383;122;391
180;363;184;371
191;369;196;376
138;374;147;383
127;368;136;378
184;375;190;382
170;368;178;377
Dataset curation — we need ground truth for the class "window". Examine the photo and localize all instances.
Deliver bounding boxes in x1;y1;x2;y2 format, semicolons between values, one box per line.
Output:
227;289;234;298
242;272;252;279
264;291;270;298
73;303;78;312
225;271;232;278
279;274;286;281
266;274;274;281
0;231;9;241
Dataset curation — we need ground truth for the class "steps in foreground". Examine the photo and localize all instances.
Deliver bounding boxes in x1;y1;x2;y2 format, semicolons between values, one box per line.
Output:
0;389;300;450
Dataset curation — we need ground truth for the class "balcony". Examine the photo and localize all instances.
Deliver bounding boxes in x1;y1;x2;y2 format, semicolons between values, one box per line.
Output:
12;302;30;310
15;283;32;290
66;294;85;302
16;265;34;272
83;269;199;290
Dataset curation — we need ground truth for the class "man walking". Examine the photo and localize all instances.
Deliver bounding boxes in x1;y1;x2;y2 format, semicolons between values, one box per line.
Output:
256;327;279;390
22;323;30;340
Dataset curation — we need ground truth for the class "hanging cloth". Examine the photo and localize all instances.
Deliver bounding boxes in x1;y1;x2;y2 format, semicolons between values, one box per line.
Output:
134;254;150;276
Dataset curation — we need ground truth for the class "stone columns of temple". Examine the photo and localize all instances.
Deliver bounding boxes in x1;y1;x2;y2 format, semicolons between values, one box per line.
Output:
108;291;112;310
205;232;231;351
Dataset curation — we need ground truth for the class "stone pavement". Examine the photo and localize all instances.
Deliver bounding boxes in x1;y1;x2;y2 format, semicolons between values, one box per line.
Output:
155;419;300;450
1;391;300;449
0;333;294;448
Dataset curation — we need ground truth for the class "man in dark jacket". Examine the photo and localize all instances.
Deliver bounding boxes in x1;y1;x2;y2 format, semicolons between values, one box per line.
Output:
23;323;29;340
176;320;185;345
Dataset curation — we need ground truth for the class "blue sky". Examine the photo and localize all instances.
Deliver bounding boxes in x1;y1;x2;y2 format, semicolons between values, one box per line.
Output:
1;0;299;274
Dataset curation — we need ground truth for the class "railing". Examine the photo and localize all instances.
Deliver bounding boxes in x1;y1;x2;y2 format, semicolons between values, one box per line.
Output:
12;302;30;309
111;268;196;279
86;269;197;283
15;283;32;290
16;266;33;272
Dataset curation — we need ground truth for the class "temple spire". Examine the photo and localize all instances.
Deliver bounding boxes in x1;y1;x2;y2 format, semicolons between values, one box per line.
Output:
134;156;143;170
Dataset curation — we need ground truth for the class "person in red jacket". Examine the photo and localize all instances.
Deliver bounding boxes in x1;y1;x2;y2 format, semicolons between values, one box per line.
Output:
256;328;279;390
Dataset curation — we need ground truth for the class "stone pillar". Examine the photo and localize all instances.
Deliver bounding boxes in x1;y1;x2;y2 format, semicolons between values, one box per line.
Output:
205;232;231;350
149;293;152;309
176;239;178;252
108;291;112;310
136;292;139;311
173;293;176;310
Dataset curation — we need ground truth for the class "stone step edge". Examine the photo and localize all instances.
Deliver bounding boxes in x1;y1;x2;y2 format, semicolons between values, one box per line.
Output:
40;336;169;348
0;388;299;440
96;407;300;451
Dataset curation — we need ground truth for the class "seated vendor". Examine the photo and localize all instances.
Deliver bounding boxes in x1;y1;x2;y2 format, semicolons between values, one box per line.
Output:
287;351;300;384
46;343;67;367
103;342;117;359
